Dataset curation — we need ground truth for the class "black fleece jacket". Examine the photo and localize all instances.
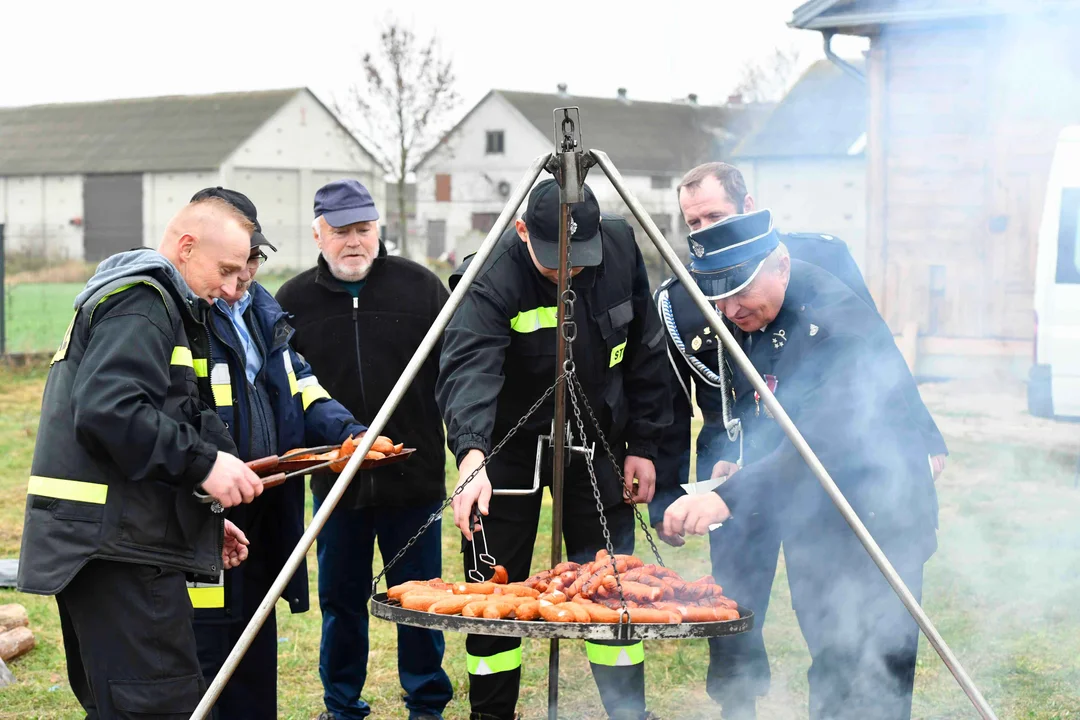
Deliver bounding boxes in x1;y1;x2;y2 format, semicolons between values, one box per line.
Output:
275;245;450;508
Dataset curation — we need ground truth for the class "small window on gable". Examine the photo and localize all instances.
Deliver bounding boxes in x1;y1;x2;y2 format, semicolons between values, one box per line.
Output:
436;174;451;203
486;131;505;154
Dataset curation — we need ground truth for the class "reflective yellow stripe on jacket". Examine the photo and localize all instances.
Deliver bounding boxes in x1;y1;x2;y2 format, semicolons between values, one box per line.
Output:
187;573;225;608
209;363;233;407
282;352;299;396
27;475;108;504
510;306;558;334
296;375;331;411
170;346;209;377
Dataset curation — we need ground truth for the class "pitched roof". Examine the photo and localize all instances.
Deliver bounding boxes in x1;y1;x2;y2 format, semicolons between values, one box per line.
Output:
0;88;301;175
791;0;1080;32
417;89;771;175
732;59;866;159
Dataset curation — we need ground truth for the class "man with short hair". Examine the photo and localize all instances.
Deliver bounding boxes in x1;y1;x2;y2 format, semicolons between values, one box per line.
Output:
650;162;947;542
438;179;671;720
276;179;453;720
187;187;368;719
18;196;264;719
652;163;944;720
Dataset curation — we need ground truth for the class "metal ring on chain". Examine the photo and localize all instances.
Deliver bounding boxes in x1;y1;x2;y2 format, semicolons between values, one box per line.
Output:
569;372;667;568
371;373;567;595
567;372;629;611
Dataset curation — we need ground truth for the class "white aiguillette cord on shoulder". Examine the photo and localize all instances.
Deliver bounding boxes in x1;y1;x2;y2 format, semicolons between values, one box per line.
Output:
680;342;743;531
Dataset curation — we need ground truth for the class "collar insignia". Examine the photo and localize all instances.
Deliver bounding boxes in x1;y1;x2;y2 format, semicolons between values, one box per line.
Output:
691;239;706;258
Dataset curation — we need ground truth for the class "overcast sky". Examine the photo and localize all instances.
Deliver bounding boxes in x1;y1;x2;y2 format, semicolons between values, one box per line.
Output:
2;0;867;114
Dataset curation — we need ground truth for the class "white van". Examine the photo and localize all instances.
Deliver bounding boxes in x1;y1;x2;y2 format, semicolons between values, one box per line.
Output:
1030;125;1080;418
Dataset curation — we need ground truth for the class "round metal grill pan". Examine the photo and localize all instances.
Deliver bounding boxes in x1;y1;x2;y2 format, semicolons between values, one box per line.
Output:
370;593;754;640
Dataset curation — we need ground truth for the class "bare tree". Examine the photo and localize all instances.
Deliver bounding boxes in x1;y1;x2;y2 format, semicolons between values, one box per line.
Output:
731;45;804;103
339;22;459;258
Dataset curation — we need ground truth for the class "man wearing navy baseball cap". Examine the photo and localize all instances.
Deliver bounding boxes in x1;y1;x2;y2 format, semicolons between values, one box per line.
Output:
276;179;453;720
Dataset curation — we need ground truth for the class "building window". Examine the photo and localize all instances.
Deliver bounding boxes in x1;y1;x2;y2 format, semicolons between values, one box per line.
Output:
472;213;500;234
435;174;451;203
1057;187;1080;283
486;131;505;154
653;213;672;239
650;176;671;190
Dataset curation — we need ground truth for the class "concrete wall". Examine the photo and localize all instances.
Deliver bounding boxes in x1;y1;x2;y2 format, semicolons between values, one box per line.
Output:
416;93;551;258
222;90;385;270
737;156;868;271
415;93;687;271
0;174;84;260
142;170;223;248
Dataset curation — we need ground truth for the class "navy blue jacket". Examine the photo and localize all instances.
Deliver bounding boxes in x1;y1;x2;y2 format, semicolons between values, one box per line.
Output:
206;282;366;614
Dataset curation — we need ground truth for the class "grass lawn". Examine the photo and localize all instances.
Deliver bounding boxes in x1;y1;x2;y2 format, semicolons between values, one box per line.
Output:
1;361;1079;719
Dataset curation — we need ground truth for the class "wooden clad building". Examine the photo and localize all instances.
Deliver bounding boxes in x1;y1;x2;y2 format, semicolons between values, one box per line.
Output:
792;0;1080;377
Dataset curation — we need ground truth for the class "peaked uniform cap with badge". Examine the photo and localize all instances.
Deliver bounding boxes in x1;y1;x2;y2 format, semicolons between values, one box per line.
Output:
687;209;780;300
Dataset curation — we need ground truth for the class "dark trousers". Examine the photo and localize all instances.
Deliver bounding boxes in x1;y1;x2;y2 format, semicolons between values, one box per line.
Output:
193;562;278;720
314;496;453;720
56;559;205;720
463;489;646;720
707;519;924;720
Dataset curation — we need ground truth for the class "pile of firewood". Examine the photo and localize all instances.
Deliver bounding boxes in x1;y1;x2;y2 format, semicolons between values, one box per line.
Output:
0;604;35;686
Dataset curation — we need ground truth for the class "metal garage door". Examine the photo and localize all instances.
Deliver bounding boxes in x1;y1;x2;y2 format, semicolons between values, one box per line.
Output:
233;168;301;269
84;173;143;262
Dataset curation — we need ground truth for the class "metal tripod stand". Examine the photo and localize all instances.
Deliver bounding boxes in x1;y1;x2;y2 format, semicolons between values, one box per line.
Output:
188;109;998;720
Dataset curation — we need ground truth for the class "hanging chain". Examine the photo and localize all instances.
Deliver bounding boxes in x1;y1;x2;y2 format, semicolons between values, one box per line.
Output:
372;372;566;595
568;369;629;613
569;372;666;568
560;211;627;613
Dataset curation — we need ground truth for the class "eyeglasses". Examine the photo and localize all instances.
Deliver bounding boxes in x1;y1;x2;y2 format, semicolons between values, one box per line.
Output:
247;250;268;268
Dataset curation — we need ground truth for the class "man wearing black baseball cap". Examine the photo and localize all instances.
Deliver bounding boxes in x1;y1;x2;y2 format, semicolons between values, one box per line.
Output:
187;187;369;719
437;179;671;720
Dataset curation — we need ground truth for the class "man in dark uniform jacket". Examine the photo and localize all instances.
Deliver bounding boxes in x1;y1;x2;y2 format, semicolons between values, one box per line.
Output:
654;164;943;720
651;163;947;532
438;179;671;720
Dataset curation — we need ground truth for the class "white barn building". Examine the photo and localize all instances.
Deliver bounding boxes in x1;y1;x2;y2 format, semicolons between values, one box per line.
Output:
732;59;869;270
0;88;384;270
414;86;768;272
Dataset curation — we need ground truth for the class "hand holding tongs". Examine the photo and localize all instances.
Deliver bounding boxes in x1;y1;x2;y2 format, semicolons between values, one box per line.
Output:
194;444;343;510
245;444;342;475
468;510;498;583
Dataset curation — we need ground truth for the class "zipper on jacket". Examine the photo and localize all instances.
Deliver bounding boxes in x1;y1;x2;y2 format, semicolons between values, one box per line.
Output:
202;321;225;575
352;297;367;416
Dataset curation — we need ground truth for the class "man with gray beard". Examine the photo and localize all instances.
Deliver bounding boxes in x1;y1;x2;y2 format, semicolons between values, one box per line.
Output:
275;180;453;720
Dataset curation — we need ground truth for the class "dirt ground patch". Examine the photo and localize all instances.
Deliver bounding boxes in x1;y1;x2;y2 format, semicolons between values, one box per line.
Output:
920;378;1080;455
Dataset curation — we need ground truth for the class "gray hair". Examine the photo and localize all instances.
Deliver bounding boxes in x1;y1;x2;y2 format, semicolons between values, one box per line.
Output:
761;242;789;274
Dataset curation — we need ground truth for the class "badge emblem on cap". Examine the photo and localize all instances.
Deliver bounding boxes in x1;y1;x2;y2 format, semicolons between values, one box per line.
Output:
691;239;706;258
691;336;702;351
809;324;819;336
569;217;578;236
